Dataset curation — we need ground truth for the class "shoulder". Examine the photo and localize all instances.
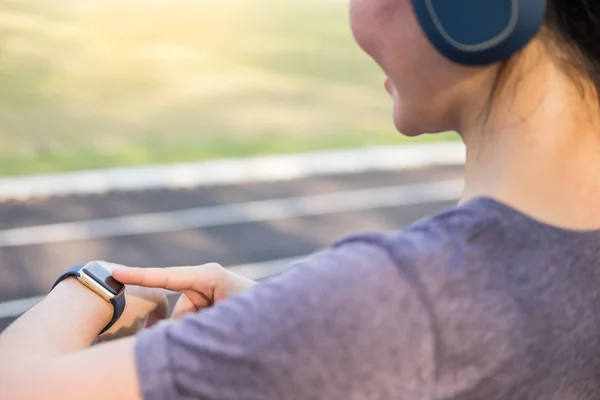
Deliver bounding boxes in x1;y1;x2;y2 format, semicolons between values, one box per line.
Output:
327;198;521;336
330;198;507;284
337;200;528;395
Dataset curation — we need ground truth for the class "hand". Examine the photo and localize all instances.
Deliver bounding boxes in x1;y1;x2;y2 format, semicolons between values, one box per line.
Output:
94;262;169;342
113;263;257;320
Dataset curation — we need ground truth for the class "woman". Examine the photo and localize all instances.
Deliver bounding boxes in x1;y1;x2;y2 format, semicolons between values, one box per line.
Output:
2;0;600;398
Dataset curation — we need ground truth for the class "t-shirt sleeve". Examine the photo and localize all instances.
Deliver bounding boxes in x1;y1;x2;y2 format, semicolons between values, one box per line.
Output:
134;239;435;400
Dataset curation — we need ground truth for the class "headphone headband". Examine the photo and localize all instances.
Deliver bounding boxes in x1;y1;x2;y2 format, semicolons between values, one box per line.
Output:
412;0;547;65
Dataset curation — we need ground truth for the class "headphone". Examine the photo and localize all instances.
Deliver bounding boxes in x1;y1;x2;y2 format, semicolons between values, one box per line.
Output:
412;0;547;66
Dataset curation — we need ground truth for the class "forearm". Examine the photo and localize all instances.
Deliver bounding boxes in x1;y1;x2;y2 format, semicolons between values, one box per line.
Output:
0;277;112;368
0;279;144;400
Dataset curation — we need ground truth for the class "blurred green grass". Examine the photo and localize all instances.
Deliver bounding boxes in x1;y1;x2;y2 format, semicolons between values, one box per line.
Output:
0;0;458;177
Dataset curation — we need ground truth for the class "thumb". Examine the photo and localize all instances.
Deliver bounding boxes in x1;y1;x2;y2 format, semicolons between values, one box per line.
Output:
146;294;170;327
171;294;198;320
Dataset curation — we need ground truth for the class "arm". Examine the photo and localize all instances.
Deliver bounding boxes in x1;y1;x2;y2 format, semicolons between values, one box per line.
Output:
0;241;433;400
0;277;141;400
0;262;253;400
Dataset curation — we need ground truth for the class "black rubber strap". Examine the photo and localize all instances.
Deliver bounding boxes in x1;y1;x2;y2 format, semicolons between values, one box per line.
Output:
51;265;126;335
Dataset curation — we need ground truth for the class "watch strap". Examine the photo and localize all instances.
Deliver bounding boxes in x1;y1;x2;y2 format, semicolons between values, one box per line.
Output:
51;264;126;335
102;294;126;334
51;265;84;290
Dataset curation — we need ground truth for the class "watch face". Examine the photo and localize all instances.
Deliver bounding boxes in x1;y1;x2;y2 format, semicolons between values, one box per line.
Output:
81;262;124;296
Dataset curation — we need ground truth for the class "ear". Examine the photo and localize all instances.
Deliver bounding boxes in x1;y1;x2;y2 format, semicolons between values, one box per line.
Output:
411;0;546;65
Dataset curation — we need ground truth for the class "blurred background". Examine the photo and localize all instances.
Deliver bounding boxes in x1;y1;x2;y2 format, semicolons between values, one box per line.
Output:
0;0;462;330
0;0;459;176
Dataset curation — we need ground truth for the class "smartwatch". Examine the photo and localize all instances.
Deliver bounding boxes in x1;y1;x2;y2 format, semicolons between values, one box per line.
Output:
52;261;126;334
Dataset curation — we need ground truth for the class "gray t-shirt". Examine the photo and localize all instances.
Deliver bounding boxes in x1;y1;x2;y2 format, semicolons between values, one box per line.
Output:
135;197;600;399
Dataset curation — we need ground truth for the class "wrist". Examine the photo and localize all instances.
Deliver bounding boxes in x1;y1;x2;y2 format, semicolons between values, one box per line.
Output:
49;277;113;337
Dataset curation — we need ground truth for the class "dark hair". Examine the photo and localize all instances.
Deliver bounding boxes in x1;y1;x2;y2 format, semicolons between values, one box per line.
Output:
486;0;600;120
545;0;600;100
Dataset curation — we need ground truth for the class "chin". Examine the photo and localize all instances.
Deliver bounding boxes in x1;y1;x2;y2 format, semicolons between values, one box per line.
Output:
392;113;427;137
392;104;451;138
395;126;426;137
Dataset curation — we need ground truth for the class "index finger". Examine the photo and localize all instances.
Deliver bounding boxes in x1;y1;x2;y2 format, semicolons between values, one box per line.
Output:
113;267;198;292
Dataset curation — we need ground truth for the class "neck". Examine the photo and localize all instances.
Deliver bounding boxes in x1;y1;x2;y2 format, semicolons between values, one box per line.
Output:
458;57;600;230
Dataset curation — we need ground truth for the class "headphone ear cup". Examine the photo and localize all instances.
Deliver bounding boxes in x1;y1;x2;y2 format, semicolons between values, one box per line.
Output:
412;0;546;66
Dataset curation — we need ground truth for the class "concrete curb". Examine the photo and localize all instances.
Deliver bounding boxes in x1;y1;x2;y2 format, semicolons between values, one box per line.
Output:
0;142;465;201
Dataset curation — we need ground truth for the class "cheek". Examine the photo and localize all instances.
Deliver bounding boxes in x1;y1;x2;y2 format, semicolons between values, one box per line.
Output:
349;0;376;57
349;0;398;62
350;0;429;81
